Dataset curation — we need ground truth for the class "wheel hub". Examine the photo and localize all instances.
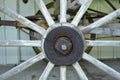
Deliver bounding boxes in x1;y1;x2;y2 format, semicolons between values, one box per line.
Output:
43;26;84;66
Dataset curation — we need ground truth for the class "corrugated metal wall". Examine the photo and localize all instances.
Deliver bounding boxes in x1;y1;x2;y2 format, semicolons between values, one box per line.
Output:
0;0;18;64
89;0;120;59
0;0;37;65
0;0;120;65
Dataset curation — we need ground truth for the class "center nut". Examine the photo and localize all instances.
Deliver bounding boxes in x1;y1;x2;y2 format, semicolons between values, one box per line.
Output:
55;37;72;55
43;26;84;66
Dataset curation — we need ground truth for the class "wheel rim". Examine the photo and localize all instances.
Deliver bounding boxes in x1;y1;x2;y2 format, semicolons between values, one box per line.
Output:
0;0;120;80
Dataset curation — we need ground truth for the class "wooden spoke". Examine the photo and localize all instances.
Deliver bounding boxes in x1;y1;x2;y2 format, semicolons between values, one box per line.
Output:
0;6;46;35
36;0;55;27
60;66;67;80
77;0;88;5
87;23;120;36
73;62;88;80
39;62;54;80
0;53;45;80
60;0;67;23
86;40;120;47
81;9;120;34
71;0;93;26
0;40;41;47
83;53;120;80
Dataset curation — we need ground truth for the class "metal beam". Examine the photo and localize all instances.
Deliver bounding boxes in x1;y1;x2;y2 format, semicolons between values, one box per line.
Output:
105;0;116;10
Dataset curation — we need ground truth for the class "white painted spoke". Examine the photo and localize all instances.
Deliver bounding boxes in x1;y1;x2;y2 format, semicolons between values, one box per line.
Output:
60;66;67;80
76;0;87;5
39;62;54;80
71;0;93;26
86;40;120;47
0;6;46;35
36;0;55;26
0;53;45;80
67;0;77;9
60;0;67;23
87;23;120;36
0;40;41;47
81;9;120;33
73;62;88;80
83;53;120;80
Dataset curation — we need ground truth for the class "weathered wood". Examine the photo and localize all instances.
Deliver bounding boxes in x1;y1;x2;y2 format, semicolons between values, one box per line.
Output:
89;23;120;36
71;0;93;26
60;66;66;80
60;0;67;23
0;6;46;35
86;40;120;47
0;40;41;47
83;53;120;80
39;62;54;80
0;53;45;80
73;62;88;80
36;0;55;27
76;0;87;5
81;9;120;34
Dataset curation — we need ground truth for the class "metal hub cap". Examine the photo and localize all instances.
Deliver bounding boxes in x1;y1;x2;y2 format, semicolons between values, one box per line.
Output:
43;26;84;66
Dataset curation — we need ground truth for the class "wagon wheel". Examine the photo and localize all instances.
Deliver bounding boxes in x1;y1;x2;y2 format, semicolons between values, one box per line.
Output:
30;1;96;54
0;0;120;80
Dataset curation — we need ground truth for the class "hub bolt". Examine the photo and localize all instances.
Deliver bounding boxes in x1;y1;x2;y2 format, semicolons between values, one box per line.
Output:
61;44;67;51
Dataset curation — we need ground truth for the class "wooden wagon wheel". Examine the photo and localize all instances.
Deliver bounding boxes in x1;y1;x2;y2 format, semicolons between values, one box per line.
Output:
29;0;96;54
0;0;120;80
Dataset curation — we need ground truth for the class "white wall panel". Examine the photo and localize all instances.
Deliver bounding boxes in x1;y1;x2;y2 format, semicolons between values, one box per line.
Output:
19;0;36;16
89;0;120;59
99;35;114;59
90;34;120;59
4;0;19;64
5;27;19;64
0;0;6;65
90;47;100;59
19;0;36;61
0;27;6;65
114;37;120;59
19;29;35;61
0;0;37;64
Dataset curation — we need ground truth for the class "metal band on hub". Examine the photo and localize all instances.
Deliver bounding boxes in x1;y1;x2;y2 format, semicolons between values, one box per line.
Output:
43;26;84;66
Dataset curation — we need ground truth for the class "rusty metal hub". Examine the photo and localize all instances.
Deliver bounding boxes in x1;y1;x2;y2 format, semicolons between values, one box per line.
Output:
43;26;84;66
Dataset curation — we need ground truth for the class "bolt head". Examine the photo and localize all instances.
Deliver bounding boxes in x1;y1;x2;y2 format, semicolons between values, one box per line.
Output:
55;37;72;55
61;44;67;51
